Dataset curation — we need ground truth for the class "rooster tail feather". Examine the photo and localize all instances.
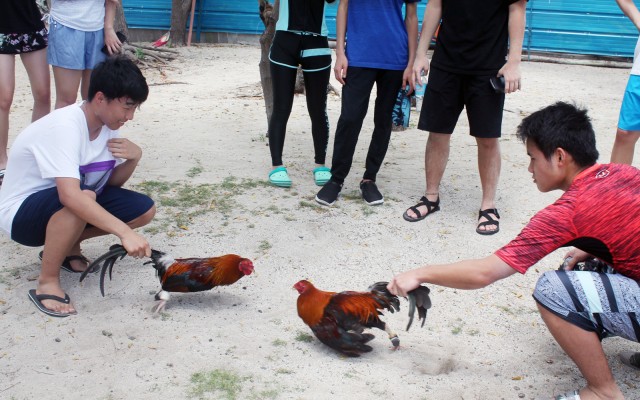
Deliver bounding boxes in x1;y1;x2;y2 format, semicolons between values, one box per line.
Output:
368;281;400;313
80;244;127;283
406;285;432;331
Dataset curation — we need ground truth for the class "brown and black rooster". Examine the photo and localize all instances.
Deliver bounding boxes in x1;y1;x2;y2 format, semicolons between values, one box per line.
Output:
294;280;431;357
80;244;254;313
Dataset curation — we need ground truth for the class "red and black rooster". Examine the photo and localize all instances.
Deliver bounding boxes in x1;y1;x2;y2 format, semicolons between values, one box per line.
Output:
80;245;254;313
294;280;431;357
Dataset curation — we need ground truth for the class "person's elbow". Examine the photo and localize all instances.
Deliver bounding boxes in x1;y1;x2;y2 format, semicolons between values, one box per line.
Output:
475;255;517;288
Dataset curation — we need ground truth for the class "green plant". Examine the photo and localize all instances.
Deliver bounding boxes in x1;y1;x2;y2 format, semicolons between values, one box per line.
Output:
259;240;272;252
187;163;204;178
133;177;269;234
294;331;313;343
189;369;245;400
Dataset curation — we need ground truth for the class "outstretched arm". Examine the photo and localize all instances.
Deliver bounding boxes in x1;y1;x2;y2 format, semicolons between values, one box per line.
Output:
387;254;517;297
498;0;526;94
56;178;150;258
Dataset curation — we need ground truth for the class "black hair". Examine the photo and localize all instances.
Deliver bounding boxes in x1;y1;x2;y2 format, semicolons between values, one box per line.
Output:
516;101;598;168
87;56;149;104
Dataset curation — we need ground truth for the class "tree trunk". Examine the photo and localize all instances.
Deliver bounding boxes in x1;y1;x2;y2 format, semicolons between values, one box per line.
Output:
258;0;279;133
171;0;193;46
113;1;129;38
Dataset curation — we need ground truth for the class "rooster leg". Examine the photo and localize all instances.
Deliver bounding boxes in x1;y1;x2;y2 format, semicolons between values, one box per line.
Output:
153;290;170;314
384;323;400;349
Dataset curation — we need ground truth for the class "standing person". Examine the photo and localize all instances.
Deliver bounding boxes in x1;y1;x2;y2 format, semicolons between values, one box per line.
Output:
0;57;155;317
315;0;419;206
402;0;526;235
389;102;639;400
0;0;51;184
267;0;335;188
611;0;640;166
48;0;123;109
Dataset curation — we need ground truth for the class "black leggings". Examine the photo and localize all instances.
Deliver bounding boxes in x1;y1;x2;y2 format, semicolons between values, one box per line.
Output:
268;63;330;166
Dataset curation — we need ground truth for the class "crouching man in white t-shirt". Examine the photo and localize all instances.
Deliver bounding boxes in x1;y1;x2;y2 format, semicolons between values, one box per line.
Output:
0;56;156;317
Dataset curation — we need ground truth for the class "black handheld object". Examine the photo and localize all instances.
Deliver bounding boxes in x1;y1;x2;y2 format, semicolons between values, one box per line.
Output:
490;76;505;93
101;31;127;55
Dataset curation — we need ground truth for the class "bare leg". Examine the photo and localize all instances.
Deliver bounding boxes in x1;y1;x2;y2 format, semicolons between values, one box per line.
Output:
0;54;16;169
20;48;50;122
610;128;640;165
37;203;91;314
476;137;500;233
405;132;450;219
52;66;82;108
537;304;624;400
37;194;155;313
80;69;92;101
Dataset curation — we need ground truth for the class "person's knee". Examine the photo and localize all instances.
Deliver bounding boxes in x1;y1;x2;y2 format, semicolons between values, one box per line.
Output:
137;205;156;227
427;132;451;147
32;85;51;107
0;91;13;112
475;137;500;150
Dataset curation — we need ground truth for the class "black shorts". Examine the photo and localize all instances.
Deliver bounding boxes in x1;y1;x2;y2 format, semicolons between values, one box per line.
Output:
11;186;154;247
269;30;331;72
0;28;48;54
418;67;505;138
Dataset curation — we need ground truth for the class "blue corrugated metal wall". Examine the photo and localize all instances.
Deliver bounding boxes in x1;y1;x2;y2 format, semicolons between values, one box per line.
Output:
525;0;638;57
122;0;639;58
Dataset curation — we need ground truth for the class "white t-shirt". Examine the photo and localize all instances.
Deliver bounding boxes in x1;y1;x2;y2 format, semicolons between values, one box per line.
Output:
0;104;120;235
50;0;106;32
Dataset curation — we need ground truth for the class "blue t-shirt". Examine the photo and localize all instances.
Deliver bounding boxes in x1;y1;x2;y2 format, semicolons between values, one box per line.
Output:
345;0;420;70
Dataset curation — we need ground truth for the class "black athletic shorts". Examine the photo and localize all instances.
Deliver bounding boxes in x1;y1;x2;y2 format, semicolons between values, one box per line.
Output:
418;67;505;138
269;30;332;72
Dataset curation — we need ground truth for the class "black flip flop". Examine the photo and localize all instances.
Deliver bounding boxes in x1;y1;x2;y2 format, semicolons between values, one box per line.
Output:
38;251;94;273
27;289;77;317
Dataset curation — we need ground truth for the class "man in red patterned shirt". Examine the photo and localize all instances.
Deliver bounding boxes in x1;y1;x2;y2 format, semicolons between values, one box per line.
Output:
388;102;639;400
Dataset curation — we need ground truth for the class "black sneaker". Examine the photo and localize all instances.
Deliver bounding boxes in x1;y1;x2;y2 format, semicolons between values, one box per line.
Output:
316;181;342;206
360;180;384;205
620;351;640;370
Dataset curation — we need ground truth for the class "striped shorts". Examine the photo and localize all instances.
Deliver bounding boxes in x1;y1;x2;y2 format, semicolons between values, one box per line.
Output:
533;270;640;341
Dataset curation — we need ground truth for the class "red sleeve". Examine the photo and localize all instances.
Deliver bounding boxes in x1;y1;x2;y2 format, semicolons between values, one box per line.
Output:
495;194;578;274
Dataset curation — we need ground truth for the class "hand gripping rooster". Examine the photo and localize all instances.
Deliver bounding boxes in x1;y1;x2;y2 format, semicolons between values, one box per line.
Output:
80;245;254;313
294;280;431;357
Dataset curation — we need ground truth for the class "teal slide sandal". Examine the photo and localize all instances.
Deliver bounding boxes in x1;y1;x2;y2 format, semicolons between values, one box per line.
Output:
269;166;292;187
313;166;331;186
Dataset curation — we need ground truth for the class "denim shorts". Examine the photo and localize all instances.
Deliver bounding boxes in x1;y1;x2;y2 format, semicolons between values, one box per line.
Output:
618;75;640;131
11;186;154;247
47;17;106;70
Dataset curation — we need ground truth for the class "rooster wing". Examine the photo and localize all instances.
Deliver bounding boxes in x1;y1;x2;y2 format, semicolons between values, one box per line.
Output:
160;256;246;293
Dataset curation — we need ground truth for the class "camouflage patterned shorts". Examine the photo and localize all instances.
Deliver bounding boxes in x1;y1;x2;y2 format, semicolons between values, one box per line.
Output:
0;28;48;54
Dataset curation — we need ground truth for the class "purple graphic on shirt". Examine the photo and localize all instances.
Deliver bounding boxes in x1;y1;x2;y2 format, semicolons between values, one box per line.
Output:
79;160;115;194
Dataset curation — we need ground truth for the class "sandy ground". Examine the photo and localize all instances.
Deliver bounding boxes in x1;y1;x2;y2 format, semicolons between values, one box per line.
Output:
0;44;638;400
